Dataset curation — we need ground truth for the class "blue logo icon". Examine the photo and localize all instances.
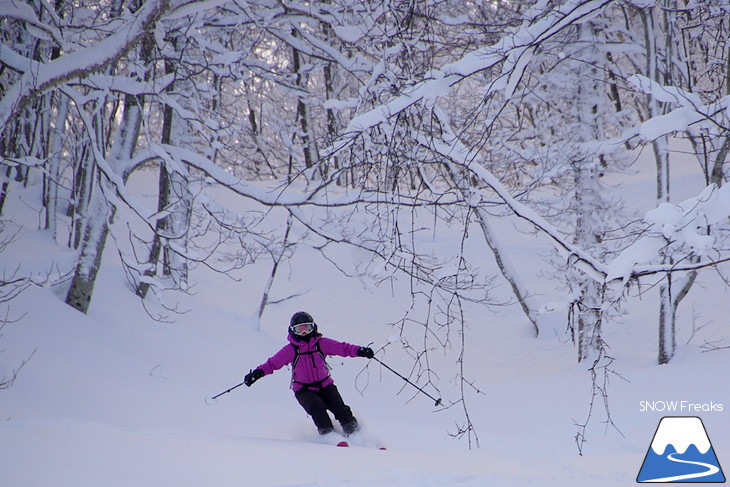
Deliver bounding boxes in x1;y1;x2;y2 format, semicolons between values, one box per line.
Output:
637;416;725;483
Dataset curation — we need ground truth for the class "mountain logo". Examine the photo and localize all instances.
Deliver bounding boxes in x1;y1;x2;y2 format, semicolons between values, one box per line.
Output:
637;416;725;483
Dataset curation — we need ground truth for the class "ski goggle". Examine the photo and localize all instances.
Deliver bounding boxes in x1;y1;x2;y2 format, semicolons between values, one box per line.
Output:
290;322;315;336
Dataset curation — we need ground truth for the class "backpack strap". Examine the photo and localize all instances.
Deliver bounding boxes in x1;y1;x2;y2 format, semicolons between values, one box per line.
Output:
292;377;329;391
290;342;331;390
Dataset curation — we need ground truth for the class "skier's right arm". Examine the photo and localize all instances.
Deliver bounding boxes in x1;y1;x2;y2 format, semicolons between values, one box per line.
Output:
246;345;295;385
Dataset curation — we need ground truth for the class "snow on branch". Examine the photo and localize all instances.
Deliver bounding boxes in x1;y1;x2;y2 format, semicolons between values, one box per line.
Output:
423;129;730;290
77;73;177;97
163;0;231;20
149;144;429;209
0;0;169;132
627;75;730;141
0;1;65;49
606;183;730;283
323;0;615;159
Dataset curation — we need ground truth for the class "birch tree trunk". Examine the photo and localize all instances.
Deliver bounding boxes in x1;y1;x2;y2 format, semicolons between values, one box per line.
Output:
136;51;192;298
45;93;68;240
69;102;104;250
162;168;192;290
643;4;679;365
291;35;317;172
66;79;145;313
571;23;606;363
441;152;540;336
255;215;293;329
134;98;172;299
65;179;111;312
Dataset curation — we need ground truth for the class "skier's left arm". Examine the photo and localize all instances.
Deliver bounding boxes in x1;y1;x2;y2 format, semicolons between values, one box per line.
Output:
319;337;374;359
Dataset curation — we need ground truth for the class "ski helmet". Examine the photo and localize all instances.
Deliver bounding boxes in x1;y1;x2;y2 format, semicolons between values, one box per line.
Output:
289;311;317;339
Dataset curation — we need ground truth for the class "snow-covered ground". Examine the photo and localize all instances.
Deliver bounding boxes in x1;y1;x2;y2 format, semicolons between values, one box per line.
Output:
1;149;728;486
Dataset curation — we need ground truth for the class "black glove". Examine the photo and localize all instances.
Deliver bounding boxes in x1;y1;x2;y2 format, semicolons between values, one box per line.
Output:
357;347;374;359
244;368;264;387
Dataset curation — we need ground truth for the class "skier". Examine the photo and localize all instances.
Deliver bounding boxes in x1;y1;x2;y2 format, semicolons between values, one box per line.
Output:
244;311;374;436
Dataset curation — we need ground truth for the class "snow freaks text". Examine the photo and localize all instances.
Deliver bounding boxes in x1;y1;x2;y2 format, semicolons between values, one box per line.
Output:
639;401;724;413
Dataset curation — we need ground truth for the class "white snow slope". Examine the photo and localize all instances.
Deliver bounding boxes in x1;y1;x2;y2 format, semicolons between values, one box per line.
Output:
1;149;728;487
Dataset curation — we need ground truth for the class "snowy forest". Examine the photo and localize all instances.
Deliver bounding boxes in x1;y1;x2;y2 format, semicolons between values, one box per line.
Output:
2;0;730;474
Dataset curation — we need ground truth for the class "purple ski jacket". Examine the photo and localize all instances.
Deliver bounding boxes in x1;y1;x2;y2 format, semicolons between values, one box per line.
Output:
257;334;361;392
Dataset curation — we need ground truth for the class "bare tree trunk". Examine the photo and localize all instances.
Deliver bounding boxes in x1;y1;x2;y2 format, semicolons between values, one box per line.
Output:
256;215;293;329
162;169;192;289
45;93;69;240
70;114;101;250
137;43;191;297
710;137;729;187
66;83;145;312
136;59;174;299
644;4;683;365
0;134;17;215
135;126;171;298
65;182;110;313
571;22;605;363
442;158;540;336
291;34;317;171
657;281;675;365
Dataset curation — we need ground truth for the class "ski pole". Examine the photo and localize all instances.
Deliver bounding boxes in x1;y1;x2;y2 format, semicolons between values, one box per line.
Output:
208;381;245;402
372;356;442;407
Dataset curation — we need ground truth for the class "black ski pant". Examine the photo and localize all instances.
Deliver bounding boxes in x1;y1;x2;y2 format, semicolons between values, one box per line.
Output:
294;384;356;434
